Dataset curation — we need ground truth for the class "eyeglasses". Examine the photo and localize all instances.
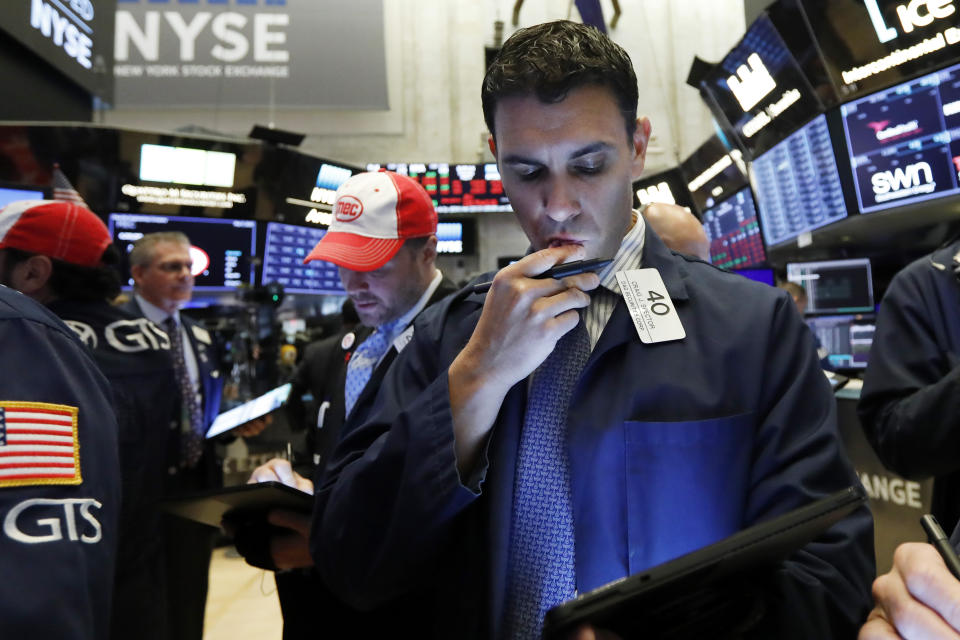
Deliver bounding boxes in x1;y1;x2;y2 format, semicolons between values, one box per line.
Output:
154;261;193;274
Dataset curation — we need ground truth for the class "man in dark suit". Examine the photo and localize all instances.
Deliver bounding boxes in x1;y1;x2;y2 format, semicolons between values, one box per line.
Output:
240;170;456;638
120;230;224;640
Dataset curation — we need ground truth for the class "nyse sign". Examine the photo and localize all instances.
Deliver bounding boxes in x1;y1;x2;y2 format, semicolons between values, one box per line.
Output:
112;0;388;108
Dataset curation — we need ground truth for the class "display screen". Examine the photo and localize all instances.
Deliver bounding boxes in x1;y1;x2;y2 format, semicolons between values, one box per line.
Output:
680;135;750;213
139;144;236;188
367;163;511;213
841;61;960;214
701;187;767;269
108;213;256;291
0;186;45;208
805;314;876;370
733;267;776;286
261;222;345;296
632;168;696;210
437;221;463;254
798;0;960;100
786;258;874;314
751;114;848;246
700;13;821;157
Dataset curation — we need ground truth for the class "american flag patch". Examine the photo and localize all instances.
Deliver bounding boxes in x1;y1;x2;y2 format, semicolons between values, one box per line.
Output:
0;402;81;488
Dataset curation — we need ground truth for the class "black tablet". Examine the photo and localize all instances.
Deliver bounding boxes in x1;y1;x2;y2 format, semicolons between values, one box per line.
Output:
205;383;292;439
541;485;867;639
159;481;312;528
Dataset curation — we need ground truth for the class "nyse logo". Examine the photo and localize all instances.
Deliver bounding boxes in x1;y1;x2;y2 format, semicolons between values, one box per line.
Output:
636;182;677;206
30;0;94;69
4;498;103;544
727;53;776;112
334;196;363;222
871;161;935;201
865;0;956;43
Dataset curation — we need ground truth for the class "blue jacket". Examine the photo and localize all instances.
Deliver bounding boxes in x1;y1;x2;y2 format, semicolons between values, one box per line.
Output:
0;286;120;639
313;228;875;638
859;240;960;531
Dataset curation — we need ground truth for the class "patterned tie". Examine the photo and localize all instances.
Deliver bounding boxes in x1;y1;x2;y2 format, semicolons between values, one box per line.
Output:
164;317;205;468
503;317;592;639
343;320;400;418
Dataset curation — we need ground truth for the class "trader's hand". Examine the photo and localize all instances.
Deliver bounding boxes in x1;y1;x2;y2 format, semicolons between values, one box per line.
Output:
267;509;313;570
247;458;314;494
566;624;621;640
859;542;960;639
235;413;272;438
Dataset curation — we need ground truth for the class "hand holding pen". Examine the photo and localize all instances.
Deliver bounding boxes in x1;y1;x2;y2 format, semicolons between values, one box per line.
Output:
471;257;613;294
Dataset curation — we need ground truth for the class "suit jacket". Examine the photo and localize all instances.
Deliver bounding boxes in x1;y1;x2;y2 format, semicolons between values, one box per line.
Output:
313;228;875;639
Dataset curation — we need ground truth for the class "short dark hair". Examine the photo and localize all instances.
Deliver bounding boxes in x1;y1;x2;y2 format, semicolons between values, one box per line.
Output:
482;20;639;141
3;245;122;302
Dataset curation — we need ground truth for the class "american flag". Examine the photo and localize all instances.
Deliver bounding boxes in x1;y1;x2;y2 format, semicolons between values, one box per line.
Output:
51;163;88;206
0;402;80;487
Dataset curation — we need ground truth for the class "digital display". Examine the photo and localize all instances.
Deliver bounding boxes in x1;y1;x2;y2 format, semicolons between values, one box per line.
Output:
139;144;237;188
437;222;463;254
841;61;960;214
632;168;696;211
367;163;511;213
786;258;874;314
798;0;960;100
805;314;876;370
680;134;749;213
261;222;344;296
733;267;776;286
751;114;848;246
701;187;767;269
0;187;45;209
700;14;821;158
108;213;256;292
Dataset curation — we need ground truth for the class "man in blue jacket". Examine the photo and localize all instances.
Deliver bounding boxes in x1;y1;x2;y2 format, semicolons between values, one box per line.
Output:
313;20;874;639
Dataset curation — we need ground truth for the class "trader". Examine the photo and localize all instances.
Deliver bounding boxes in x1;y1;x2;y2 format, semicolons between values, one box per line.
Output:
312;20;874;640
0;200;120;639
859;238;960;533
641;201;710;261
242;170;457;638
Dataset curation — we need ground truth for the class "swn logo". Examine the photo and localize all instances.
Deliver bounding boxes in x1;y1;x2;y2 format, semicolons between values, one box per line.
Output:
727;53;776;112
871;161;935;202
334;196;363;222
865;0;957;44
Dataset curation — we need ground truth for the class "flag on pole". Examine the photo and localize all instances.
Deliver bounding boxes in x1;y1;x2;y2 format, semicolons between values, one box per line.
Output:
51;164;88;207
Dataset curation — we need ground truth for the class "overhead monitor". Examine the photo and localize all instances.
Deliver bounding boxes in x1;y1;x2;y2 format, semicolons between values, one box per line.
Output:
261;222;345;296
680;135;749;213
733;267;776;286
786;258;875;314
367;163;512;213
797;0;960;101
0;185;47;209
632;168;696;211
701;187;767;270
700;13;822;158
108;213;256;292
805;314;876;370
139;144;237;188
840;60;960;214
751;113;849;246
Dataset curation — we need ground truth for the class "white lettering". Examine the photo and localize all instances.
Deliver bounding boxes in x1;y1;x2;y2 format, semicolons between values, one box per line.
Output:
687;154;733;193
253;14;288;63
115;11;160;62
163;11;212;62
859;473;924;508
211;12;248;63
841;32;947;84
875;119;920;140
636;182;676;206
30;0;93;69
727;52;777;112
871;161;936;201
4;498;103;544
865;0;899;43
897;0;956;34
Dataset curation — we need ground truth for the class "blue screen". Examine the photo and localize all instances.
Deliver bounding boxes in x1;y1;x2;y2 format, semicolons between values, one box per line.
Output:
261;222;345;295
733;267;775;286
751;114;848;246
0;187;44;209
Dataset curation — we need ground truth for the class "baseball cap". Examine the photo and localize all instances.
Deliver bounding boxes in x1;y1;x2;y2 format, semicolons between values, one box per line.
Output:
0;200;112;268
303;171;437;271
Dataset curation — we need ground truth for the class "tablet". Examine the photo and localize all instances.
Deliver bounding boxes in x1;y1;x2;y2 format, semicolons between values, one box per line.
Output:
206;383;292;439
159;481;312;528
541;485;867;639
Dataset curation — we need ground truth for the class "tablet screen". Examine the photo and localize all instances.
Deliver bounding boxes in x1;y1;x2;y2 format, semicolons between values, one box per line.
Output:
206;383;292;439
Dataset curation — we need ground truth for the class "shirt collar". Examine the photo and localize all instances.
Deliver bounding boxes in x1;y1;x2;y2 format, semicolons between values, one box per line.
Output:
136;293;179;327
379;268;443;341
595;211;646;295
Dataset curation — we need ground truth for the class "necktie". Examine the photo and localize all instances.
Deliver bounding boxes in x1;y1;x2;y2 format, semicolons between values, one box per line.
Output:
343;320;399;418
165;317;204;468
503;318;592;639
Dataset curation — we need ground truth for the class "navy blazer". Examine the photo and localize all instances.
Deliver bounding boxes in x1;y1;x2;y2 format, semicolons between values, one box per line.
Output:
313;228;875;639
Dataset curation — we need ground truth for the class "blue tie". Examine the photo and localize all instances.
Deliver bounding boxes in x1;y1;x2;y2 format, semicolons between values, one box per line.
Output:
344;321;399;418
165;317;205;468
503;318;591;639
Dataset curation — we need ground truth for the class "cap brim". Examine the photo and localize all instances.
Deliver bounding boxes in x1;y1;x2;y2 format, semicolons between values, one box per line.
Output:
303;231;404;271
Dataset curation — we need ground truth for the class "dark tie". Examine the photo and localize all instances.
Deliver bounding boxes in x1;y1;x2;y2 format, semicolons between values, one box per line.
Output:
503;318;592;639
165;317;204;468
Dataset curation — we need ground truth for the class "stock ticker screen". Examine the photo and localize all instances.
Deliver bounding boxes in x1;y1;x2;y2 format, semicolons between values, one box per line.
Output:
751;114;848;246
786;258;875;314
367;163;511;213
841;60;960;214
701;187;767;269
805;314;876;370
261;222;345;295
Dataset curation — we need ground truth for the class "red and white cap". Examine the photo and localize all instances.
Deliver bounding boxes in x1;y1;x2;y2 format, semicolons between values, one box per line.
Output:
0;200;111;268
303;171;437;271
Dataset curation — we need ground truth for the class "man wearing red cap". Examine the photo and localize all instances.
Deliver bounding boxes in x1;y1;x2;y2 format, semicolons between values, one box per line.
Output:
237;170;457;638
0;199;174;639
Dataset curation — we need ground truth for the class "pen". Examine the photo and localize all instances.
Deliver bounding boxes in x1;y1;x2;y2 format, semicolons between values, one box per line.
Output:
921;514;960;580
471;258;613;294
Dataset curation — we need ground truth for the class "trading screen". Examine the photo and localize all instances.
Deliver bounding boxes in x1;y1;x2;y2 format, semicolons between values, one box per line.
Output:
701;187;767;269
751;114;848;246
261;222;345;295
805;314;876;369
367;163;511;213
787;258;874;314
